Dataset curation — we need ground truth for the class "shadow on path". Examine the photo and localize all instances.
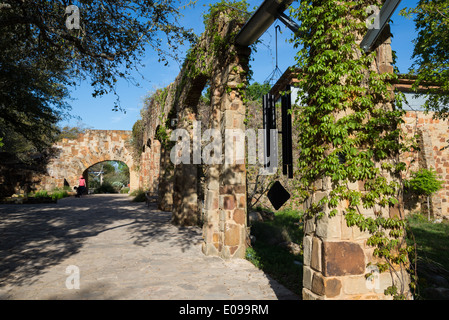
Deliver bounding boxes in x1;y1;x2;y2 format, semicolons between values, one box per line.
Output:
0;194;300;300
0;194;201;287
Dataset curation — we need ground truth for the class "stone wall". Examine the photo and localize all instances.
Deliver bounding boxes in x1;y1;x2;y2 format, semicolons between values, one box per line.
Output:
401;111;449;218
39;130;140;192
138;131;161;194
301;177;411;300
129;1;444;300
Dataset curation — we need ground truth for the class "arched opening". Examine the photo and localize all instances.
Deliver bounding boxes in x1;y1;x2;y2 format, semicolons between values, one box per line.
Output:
82;160;130;194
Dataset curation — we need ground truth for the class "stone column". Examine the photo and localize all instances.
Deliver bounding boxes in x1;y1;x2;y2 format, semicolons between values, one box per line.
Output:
172;109;199;226
202;43;251;259
138;131;151;191
149;139;161;194
157;142;174;212
302;26;411;300
303;178;384;299
302;177;411;299
128;166;139;192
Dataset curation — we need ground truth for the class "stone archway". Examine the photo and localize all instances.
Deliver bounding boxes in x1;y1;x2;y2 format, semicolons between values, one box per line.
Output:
39;130;139;192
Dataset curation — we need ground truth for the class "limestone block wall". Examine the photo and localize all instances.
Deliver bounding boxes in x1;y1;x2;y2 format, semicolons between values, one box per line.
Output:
157;144;174;212
138;131;161;194
138;82;178;209
40;130;140;191
198;15;250;258
138;143;151;191
401;111;449;217
302;177;410;300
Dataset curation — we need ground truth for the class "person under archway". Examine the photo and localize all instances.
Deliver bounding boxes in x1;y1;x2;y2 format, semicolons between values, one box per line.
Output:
76;175;86;197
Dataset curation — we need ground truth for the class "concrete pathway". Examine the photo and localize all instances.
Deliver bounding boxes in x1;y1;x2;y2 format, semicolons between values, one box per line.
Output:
0;194;299;300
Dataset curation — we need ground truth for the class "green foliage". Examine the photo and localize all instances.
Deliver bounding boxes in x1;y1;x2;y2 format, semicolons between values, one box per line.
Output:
409;213;449;267
34;190;49;198
202;0;251;28
406;213;449;299
0;18;70;155
404;168;444;197
57;124;90;140
400;0;449;119
183;0;251;79
0;0;196;167
245;244;303;296
88;161;129;191
120;187;130;194
130;189;147;202
1;0;196;110
245;82;271;102
33;189;68;200
131;85;175;163
289;0;414;299
50;189;69;200
111;181;123;190
155;125;170;144
246;209;304;295
200;85;211;105
0;117;60;163
94;182;117;194
131;119;145;164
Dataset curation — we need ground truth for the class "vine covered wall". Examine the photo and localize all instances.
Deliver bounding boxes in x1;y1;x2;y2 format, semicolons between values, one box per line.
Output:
289;0;413;299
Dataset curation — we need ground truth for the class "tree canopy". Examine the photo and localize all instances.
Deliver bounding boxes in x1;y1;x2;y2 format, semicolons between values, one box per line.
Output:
0;0;195;155
405;168;444;197
401;0;449;118
245;82;271;102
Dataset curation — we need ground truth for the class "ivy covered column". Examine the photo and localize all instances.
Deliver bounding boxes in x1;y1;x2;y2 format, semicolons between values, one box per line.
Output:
290;1;412;300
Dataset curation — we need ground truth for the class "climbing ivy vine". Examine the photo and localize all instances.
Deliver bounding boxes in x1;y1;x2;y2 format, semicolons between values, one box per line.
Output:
181;0;251;79
289;0;415;299
181;0;254;104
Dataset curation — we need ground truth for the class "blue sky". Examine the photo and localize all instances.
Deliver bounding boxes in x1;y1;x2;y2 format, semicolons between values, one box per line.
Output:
59;0;419;131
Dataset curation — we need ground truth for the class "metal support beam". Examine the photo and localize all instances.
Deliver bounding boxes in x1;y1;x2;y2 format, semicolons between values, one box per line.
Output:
235;0;293;47
276;11;300;34
360;0;402;52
